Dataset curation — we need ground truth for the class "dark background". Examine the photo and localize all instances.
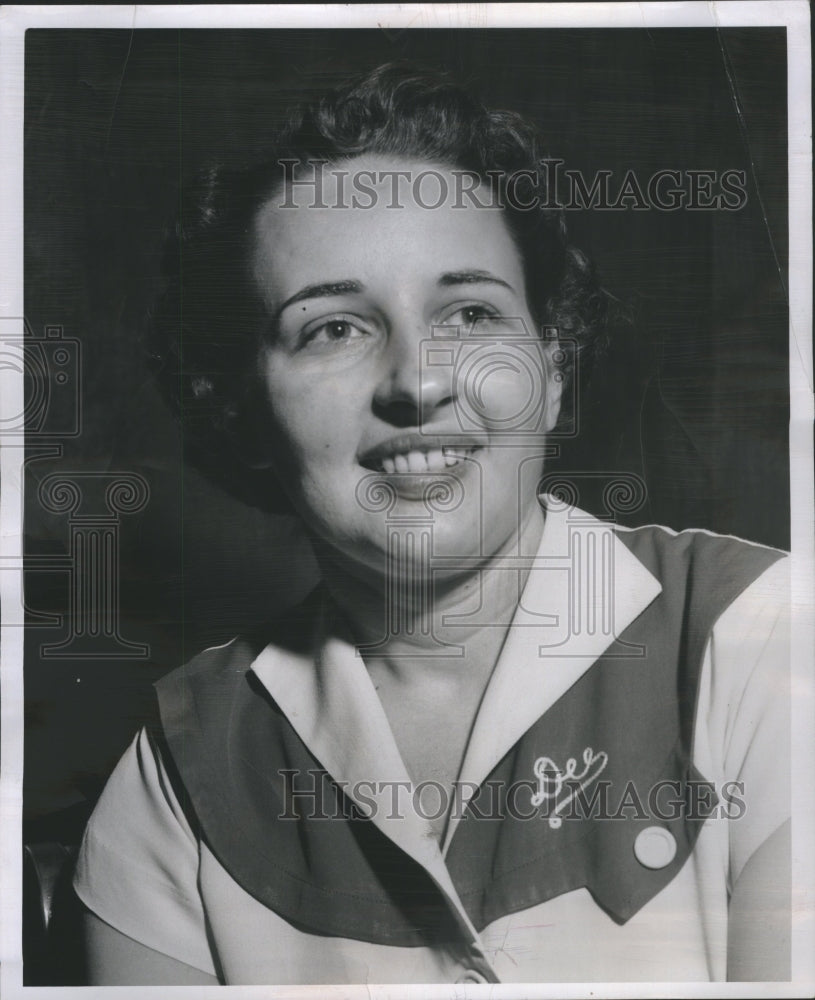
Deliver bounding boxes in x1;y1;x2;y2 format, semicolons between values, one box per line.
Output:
23;28;788;827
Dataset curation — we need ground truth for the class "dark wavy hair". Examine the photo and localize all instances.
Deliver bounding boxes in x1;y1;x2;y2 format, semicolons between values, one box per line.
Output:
149;63;609;512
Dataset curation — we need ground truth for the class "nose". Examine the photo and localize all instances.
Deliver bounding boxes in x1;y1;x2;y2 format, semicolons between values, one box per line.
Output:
372;319;454;427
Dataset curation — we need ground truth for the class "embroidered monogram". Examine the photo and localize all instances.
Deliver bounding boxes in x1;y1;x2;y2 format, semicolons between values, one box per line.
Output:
530;747;609;828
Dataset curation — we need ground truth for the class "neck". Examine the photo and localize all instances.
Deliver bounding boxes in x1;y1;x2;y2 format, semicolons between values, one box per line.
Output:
312;501;546;684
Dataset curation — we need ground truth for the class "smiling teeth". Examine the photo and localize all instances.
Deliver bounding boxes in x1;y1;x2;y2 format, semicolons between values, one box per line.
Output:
377;448;473;474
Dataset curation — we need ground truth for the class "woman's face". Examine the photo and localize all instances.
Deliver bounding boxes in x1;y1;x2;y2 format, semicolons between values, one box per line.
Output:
251;155;562;579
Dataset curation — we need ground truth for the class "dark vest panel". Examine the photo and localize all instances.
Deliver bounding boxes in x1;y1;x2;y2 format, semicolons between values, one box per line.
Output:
154;526;783;944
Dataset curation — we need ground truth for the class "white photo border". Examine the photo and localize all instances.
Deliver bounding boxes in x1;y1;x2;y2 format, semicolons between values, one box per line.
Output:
1;3;812;999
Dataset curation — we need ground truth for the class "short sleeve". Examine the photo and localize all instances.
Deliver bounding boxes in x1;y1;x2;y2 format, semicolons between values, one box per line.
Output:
73;727;218;976
705;556;790;887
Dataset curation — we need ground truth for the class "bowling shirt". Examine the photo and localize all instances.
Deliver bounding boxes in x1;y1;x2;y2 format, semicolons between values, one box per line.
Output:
73;499;790;983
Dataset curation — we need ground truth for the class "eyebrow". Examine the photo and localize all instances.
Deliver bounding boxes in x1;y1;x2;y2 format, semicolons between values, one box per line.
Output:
275;270;515;319
438;270;515;292
275;280;365;319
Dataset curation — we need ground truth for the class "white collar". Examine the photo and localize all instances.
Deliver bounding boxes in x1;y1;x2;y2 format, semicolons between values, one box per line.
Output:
250;496;662;925
446;494;662;848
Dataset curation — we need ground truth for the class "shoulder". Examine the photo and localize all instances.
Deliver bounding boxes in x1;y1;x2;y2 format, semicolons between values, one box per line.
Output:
73;727;219;974
154;635;258;702
614;521;786;619
614;519;785;571
155;586;324;715
608;523;790;877
149;588;326;831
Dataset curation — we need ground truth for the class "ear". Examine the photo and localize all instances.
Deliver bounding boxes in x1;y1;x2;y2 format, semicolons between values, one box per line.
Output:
542;341;565;432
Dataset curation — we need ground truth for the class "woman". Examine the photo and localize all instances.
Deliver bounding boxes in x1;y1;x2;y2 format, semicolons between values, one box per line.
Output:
72;64;790;985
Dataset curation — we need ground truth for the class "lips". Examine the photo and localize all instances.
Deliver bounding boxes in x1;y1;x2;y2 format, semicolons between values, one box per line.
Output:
359;433;485;474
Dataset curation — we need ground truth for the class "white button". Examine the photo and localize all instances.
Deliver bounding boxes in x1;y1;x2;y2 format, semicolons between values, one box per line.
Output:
456;970;487;984
634;825;677;869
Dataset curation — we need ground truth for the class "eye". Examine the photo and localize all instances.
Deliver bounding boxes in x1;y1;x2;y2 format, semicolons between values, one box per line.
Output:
314;320;357;341
300;316;371;349
441;303;501;330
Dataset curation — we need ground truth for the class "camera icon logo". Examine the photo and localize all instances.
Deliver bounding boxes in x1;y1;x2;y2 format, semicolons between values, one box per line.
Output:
419;317;566;439
0;319;81;437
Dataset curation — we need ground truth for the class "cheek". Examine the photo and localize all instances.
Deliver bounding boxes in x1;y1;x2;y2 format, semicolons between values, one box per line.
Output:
476;369;536;423
262;358;364;455
453;343;552;430
264;391;356;487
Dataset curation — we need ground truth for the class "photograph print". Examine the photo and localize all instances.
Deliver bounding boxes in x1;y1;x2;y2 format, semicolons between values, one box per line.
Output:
2;4;812;994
